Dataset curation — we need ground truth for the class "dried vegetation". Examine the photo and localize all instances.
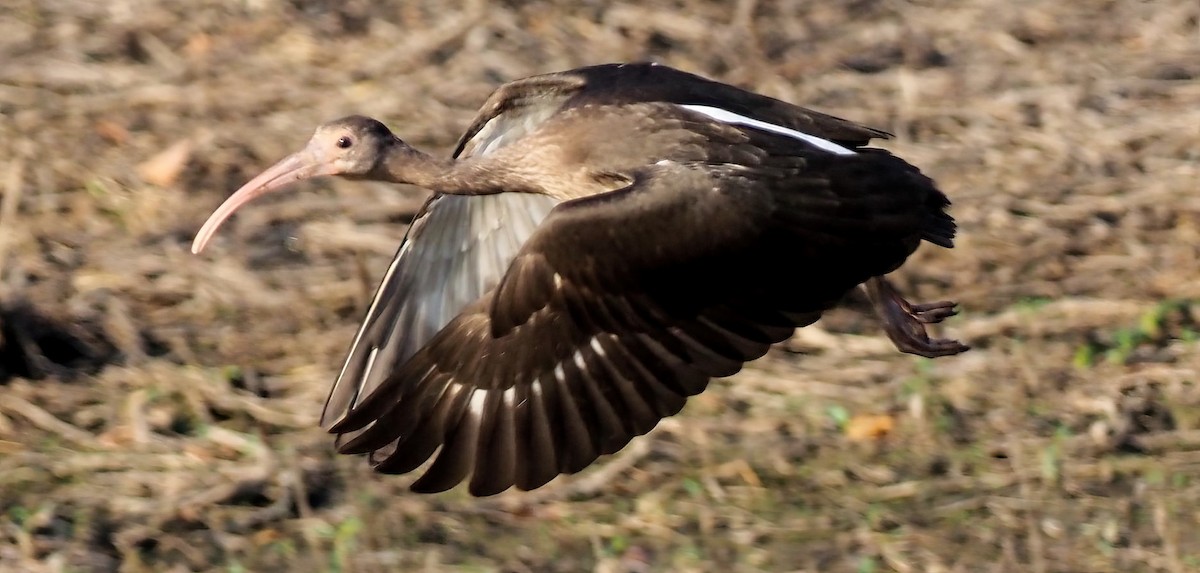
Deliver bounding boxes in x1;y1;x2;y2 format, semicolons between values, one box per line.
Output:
1;0;1199;571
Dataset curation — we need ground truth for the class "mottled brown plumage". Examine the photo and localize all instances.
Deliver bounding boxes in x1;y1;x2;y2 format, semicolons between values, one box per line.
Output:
193;62;967;496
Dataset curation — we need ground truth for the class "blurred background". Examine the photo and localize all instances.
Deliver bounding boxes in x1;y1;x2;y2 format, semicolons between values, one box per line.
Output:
1;0;1198;571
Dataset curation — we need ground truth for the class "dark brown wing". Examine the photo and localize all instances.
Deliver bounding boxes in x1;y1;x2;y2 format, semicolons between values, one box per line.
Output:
330;154;950;496
451;62;889;160
560;62;891;146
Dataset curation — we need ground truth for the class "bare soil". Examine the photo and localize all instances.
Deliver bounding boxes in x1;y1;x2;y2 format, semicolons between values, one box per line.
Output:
1;1;1199;571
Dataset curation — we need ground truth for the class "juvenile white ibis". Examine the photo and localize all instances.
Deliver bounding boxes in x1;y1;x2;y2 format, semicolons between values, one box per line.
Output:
192;62;967;496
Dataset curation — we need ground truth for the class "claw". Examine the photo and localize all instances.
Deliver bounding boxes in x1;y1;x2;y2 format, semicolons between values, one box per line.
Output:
863;276;969;359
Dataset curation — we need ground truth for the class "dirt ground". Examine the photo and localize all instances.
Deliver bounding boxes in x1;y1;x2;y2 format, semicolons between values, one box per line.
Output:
1;0;1198;571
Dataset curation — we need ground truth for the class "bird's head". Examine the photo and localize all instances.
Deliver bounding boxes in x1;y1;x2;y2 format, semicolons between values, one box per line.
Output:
191;115;398;254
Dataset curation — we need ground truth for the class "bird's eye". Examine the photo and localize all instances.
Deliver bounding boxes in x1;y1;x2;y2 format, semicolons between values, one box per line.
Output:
336;136;353;149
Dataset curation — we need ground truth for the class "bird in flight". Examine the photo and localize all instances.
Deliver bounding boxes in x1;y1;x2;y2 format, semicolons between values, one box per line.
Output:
192;62;968;496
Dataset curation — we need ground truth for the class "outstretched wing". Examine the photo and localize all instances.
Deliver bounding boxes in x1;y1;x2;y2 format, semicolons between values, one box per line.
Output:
560;62;892;146
451;62;891;159
331;151;949;496
320;192;560;430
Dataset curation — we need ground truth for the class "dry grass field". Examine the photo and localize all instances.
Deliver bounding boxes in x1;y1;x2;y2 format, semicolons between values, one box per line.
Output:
1;0;1199;571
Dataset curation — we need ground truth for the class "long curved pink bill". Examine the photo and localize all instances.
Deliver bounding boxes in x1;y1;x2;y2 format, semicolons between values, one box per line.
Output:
191;151;330;254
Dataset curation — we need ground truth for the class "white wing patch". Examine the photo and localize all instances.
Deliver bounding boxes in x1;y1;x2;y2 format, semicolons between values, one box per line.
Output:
678;104;856;156
466;389;483;416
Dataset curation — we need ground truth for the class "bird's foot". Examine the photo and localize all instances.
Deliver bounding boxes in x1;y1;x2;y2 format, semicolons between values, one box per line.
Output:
864;277;969;359
904;299;959;324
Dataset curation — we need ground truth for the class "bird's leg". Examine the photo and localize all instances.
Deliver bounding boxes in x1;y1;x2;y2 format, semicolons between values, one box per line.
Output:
863;276;969;358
